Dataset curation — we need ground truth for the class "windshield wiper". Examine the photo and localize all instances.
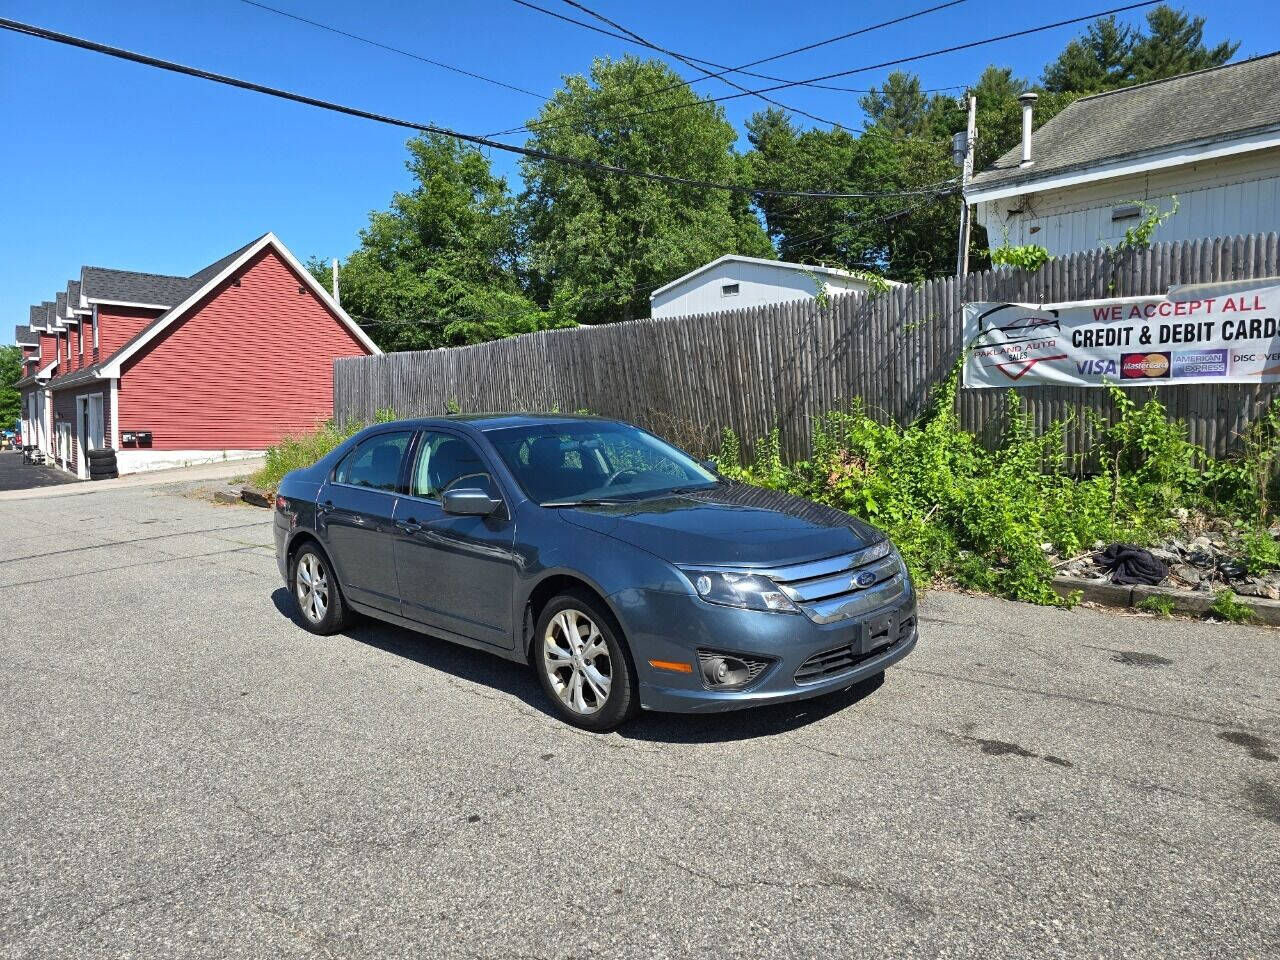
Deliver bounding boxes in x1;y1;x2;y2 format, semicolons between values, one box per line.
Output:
541;497;632;508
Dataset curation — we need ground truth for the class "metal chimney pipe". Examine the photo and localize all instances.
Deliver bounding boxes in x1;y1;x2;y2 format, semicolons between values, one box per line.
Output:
331;258;340;305
1019;92;1039;167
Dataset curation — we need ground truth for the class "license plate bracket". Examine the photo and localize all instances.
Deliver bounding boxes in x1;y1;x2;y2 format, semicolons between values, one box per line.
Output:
861;611;897;654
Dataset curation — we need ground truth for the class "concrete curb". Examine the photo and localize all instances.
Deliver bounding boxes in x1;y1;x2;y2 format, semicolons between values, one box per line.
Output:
240;485;273;509
1052;575;1280;626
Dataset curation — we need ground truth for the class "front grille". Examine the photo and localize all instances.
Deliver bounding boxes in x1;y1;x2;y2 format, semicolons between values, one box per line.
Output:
794;613;916;685
760;541;907;625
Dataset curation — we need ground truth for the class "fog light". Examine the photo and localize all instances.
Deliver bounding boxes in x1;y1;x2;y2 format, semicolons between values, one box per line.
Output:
697;650;770;689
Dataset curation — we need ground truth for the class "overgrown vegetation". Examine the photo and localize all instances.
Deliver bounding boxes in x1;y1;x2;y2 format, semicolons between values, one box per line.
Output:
250;410;396;493
715;376;1279;606
990;243;1051;272
1209;589;1254;624
1137;595;1176;617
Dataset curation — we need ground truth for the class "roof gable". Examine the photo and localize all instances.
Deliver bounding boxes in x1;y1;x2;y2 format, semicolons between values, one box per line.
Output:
96;233;378;377
969;52;1280;194
80;265;195;308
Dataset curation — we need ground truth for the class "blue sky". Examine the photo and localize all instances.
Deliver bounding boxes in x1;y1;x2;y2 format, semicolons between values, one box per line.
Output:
1;0;1265;337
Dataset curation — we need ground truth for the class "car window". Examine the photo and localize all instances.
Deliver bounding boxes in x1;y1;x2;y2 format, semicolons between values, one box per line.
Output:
334;431;413;492
411;432;493;500
488;422;717;505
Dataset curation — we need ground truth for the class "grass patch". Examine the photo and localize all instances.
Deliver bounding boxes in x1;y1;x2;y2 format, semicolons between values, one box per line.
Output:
251;409;396;494
1209;589;1253;624
1137;594;1176;618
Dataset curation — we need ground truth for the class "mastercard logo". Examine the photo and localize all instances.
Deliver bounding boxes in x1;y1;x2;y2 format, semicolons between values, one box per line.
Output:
1120;352;1171;379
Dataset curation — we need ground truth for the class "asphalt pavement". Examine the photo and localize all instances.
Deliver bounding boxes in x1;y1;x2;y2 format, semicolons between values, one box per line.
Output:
0;450;77;492
0;479;1276;959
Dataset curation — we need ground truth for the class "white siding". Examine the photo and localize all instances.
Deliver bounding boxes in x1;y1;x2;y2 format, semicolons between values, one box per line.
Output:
976;148;1280;257
650;260;871;319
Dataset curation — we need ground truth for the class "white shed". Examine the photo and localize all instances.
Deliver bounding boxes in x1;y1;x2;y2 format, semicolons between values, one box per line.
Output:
649;255;886;319
966;53;1280;259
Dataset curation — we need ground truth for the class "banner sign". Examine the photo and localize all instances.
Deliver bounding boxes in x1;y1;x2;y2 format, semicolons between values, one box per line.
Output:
962;281;1280;388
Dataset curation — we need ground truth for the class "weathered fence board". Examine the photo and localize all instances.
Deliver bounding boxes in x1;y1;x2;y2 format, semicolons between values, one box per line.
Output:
334;233;1280;461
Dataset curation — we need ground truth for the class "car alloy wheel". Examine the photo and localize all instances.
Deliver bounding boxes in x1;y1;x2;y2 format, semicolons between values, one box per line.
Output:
542;608;612;715
295;552;330;625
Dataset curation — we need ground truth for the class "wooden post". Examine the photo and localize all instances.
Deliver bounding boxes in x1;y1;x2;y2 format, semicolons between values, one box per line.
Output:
956;95;977;279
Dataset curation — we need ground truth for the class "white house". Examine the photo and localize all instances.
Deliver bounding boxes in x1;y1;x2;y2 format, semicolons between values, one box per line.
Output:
649;255;889;319
965;52;1280;258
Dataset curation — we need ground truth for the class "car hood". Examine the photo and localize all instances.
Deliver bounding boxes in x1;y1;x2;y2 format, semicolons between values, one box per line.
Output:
557;482;883;567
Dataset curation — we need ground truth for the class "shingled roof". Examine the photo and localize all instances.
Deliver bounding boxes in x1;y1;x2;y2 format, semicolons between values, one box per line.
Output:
66;279;83;313
14;325;37;347
968;52;1280;195
79;266;196;308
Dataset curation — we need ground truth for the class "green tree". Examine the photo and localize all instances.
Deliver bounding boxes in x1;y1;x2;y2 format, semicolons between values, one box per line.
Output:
745;92;973;282
859;71;963;139
1042;16;1137;93
518;56;773;324
0;345;21;430
317;132;558;352
1129;5;1238;83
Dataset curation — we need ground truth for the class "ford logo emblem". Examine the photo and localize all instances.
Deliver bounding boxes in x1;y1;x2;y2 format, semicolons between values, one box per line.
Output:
854;571;877;588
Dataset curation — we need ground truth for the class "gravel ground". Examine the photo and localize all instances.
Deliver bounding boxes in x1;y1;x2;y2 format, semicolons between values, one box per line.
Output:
0;481;1277;959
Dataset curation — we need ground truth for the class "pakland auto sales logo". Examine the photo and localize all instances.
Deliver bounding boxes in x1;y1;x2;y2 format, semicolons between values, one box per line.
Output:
1120;352;1171;379
972;303;1067;380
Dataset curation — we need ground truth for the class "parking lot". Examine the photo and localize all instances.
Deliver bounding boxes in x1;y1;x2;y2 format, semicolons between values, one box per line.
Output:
0;477;1277;960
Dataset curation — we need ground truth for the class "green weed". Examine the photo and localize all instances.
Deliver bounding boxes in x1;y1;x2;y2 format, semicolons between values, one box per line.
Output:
1137;594;1176;618
1209;589;1253;624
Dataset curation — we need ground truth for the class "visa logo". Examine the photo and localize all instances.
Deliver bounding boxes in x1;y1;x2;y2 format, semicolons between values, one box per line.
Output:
1077;359;1118;376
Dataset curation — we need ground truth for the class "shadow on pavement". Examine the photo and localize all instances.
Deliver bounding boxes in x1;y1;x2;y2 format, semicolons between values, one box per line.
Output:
271;587;884;742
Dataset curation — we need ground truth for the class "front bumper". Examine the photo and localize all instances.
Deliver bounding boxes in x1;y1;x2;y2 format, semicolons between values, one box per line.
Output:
611;579;918;714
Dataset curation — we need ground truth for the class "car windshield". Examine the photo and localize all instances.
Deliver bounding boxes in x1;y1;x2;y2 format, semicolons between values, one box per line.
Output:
486;421;718;506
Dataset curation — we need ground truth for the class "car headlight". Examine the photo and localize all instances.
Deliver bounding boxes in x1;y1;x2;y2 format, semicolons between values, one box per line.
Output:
679;567;799;613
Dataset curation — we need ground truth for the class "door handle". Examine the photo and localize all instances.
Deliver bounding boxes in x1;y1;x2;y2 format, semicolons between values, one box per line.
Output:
396;518;422;534
317;499;334;515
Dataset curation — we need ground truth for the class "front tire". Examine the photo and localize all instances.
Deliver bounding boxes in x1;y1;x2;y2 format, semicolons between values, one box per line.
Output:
534;592;639;731
290;543;349;635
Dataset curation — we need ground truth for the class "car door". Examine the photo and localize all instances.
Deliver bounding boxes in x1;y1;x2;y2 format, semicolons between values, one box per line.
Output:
317;429;413;615
392;430;518;649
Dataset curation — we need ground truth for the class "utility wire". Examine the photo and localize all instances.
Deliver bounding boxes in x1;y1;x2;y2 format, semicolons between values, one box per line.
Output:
556;0;844;129
672;1;1162;101
496;1;1159;138
509;0;964;95
236;0;547;100
493;0;966;138
0;16;956;201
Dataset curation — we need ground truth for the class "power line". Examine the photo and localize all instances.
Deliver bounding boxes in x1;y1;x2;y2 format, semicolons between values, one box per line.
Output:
495;1;1159;140
507;0;962;95
492;0;966;138
0;16;956;201
236;0;548;101
677;1;1163;102
557;0;845;129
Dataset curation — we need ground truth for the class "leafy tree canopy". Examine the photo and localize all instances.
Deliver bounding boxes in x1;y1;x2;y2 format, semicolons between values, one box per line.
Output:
314;132;559;352
518;56;772;324
0;345;22;430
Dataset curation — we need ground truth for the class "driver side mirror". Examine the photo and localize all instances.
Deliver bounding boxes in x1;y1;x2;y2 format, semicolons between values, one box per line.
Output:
442;487;502;517
700;459;720;475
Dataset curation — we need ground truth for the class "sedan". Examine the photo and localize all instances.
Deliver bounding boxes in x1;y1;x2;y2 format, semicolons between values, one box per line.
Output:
274;415;917;730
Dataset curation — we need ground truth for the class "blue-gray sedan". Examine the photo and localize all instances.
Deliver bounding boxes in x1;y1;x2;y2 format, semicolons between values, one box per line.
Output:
273;415;917;730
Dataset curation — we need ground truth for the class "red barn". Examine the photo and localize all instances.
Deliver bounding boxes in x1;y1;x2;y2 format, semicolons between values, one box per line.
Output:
14;233;379;477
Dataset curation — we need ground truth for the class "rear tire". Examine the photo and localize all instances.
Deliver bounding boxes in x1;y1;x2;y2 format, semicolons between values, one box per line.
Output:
533;591;639;731
290;543;349;635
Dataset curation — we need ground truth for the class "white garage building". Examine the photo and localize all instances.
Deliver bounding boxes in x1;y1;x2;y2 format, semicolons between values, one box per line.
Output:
649;255;888;319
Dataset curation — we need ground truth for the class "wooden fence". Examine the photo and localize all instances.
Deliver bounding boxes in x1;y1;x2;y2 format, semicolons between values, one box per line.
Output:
334;232;1280;462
